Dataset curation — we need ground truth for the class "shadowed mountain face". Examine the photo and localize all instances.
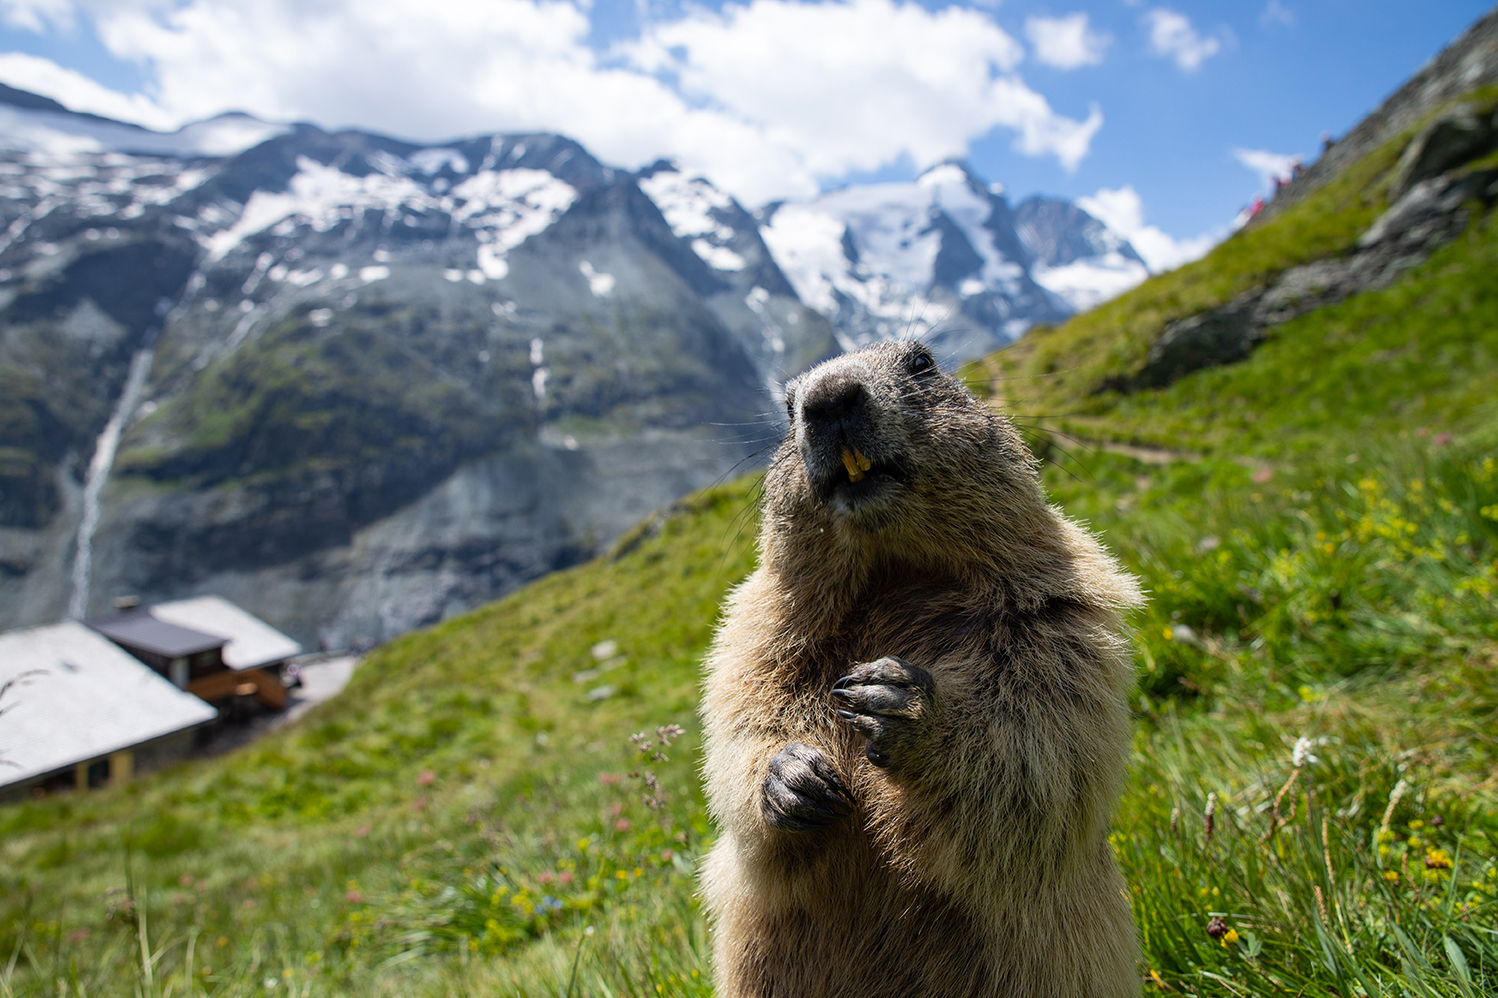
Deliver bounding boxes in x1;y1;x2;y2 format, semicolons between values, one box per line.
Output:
0;104;836;645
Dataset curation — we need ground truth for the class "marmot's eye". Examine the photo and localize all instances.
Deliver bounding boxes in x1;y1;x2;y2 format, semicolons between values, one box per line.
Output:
908;352;934;375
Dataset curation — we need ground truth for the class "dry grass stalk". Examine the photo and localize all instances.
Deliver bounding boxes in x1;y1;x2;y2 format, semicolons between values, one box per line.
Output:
1260;768;1300;844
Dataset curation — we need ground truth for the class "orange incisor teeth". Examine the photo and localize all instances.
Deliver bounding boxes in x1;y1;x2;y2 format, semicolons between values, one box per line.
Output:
842;448;873;482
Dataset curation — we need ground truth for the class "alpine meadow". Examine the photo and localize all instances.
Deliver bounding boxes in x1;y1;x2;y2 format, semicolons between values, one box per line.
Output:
6;18;1498;998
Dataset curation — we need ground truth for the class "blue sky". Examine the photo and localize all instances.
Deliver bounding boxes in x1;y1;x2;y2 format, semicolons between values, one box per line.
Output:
1;0;1491;257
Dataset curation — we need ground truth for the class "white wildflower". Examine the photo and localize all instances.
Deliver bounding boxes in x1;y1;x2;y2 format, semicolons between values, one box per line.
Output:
1292;736;1320;768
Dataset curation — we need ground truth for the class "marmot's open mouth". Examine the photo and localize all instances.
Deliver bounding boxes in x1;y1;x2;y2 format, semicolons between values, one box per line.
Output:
818;447;908;506
841;447;872;482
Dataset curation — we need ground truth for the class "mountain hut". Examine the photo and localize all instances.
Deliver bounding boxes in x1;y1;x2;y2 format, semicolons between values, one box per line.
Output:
85;596;300;710
0;622;217;800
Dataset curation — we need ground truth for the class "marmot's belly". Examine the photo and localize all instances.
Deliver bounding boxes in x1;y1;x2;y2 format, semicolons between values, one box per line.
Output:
722;872;995;998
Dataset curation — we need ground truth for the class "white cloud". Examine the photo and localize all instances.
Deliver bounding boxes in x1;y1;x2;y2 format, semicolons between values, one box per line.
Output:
0;0;73;33
1260;1;1295;27
0;0;1107;207
0;52;179;129
1077;185;1218;273
1233;147;1300;191
1143;8;1221;72
1025;13;1109;70
629;0;1102;192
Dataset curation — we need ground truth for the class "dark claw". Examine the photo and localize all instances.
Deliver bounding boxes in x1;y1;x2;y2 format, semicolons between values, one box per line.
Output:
761;742;853;832
831;683;916;716
831;656;934;771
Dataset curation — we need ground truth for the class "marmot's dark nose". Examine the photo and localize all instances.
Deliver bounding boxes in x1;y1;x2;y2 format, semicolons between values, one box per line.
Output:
801;377;867;429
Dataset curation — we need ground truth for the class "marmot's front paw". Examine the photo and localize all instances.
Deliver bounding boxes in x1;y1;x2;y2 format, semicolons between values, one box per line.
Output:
832;656;935;771
762;742;854;831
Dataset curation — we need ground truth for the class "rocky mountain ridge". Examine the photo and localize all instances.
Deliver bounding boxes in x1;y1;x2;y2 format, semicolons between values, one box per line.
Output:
1260;5;1498;223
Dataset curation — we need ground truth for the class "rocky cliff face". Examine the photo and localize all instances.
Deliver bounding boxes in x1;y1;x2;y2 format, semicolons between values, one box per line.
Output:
0;90;1141;646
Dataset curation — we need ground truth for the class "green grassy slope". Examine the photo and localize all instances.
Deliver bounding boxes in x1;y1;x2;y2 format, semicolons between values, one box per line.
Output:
5;92;1498;997
1;481;760;996
974;84;1498;457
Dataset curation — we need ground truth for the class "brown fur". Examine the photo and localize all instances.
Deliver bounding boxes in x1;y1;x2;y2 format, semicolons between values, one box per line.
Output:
699;341;1144;998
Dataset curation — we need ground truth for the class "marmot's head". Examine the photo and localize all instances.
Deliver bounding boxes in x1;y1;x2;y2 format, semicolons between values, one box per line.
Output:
762;341;1048;579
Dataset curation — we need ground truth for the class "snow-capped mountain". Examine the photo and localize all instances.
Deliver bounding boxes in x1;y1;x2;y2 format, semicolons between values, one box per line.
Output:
759;161;1147;362
0;88;834;644
0;82;1144;648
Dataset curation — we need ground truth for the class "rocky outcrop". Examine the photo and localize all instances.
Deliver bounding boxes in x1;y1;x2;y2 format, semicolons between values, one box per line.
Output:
1389;103;1498;201
1126;295;1266;390
1117;160;1498;391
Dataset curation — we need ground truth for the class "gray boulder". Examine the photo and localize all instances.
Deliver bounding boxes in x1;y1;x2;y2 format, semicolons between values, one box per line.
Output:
1389;103;1498;202
1131;295;1265;390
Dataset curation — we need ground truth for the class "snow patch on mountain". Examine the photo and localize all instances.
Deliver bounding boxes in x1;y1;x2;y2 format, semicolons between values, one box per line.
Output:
579;260;615;297
916;163;1024;294
450;167;578;276
760;162;1035;351
409;147;471;175
204;157;433;261
756;204;845;315
204;158;577;272
759;162;1150;359
1013;194;1151;311
0;149;217;242
637;165;747;272
690;239;746;271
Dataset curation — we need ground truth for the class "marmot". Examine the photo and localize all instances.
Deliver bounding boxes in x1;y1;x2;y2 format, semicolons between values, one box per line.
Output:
700;341;1143;997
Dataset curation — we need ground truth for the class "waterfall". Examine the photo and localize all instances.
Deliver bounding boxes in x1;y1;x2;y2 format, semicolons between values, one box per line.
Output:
68;346;155;620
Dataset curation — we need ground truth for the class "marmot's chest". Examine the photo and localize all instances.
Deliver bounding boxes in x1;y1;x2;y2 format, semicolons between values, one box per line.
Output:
791;585;994;686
